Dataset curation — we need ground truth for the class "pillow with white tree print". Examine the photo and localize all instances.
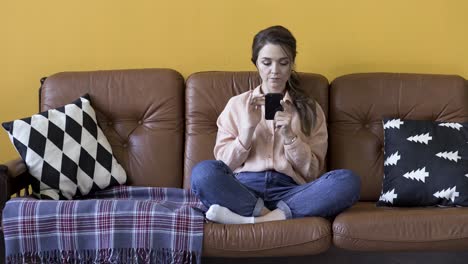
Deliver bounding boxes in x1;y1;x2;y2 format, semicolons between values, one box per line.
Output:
377;118;468;207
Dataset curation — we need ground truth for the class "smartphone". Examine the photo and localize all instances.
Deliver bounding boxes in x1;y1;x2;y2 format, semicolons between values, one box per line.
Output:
264;93;284;120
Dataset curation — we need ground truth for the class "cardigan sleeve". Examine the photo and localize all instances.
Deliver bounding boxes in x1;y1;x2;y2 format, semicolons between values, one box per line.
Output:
213;98;251;171
284;103;328;182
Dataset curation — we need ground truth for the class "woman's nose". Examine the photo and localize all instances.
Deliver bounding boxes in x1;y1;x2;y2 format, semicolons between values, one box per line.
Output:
271;63;279;73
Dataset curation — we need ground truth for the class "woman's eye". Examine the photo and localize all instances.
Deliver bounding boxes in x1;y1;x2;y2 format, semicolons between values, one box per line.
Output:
261;61;289;66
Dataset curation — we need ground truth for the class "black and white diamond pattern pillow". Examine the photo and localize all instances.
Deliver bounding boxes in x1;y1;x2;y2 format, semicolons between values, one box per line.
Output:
377;118;468;207
2;94;127;200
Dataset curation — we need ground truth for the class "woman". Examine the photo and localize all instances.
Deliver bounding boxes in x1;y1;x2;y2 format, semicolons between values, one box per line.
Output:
191;25;360;224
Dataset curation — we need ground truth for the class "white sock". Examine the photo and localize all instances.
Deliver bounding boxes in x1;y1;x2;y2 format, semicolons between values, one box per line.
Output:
254;208;287;223
205;204;254;224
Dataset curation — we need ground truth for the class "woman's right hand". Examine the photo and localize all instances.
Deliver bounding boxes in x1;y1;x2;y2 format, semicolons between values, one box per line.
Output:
238;91;264;149
246;91;265;129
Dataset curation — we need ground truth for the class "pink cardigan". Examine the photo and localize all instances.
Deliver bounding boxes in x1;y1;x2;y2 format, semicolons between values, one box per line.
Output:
214;85;328;184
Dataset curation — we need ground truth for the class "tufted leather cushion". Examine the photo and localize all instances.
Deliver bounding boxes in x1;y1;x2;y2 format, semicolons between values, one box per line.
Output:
184;71;329;189
41;69;185;188
329;73;468;201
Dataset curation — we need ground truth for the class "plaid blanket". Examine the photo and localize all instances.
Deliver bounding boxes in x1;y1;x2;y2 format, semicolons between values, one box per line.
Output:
2;186;206;264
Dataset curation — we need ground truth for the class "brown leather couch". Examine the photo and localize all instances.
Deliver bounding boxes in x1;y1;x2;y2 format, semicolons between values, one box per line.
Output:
2;69;468;263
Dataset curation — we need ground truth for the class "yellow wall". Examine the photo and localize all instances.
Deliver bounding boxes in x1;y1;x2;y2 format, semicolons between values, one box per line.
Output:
1;0;468;163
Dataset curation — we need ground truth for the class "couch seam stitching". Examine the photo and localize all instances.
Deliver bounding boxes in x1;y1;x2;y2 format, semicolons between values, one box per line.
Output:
333;233;468;243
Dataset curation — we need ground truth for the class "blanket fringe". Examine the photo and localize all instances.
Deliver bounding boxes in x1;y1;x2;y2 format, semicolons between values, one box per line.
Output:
7;247;199;264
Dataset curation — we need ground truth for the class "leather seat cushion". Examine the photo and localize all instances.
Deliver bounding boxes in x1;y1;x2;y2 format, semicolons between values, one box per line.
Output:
203;217;331;257
333;202;468;251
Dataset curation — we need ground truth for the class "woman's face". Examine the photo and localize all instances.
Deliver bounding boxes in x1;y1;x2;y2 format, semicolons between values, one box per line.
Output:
256;43;292;94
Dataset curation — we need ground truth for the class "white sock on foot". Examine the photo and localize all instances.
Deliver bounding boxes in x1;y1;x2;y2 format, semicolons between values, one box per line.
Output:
254;208;287;223
205;204;254;224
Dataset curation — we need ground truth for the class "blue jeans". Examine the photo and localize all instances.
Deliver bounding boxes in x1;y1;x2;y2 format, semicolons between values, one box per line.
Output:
190;160;361;219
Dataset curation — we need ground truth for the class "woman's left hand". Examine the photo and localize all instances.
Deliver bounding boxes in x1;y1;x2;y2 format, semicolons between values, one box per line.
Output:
274;100;296;141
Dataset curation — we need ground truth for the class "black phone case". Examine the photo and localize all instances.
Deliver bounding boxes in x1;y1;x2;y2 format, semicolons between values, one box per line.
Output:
265;93;283;120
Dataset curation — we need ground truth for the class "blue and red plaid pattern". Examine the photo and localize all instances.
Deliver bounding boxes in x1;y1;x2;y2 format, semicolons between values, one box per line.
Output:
2;186;206;264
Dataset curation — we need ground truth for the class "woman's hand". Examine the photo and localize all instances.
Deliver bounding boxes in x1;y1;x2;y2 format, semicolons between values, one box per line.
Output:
275;100;296;142
245;91;264;129
238;91;264;149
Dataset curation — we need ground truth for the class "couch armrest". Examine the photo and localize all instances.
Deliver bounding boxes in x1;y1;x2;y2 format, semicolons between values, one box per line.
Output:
0;159;31;262
0;158;31;205
3;158;27;178
0;165;5;261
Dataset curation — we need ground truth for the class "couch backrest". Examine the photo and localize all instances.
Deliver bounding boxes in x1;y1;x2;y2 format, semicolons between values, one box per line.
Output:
41;69;185;188
183;71;329;189
329;73;468;201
